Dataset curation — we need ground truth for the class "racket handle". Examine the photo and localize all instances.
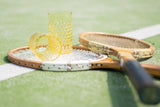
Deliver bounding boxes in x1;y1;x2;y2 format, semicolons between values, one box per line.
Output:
124;60;160;104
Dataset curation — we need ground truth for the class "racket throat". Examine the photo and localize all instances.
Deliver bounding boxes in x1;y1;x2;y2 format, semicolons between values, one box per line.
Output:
118;52;135;68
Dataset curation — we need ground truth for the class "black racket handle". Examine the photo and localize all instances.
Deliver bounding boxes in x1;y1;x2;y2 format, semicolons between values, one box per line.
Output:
124;60;160;104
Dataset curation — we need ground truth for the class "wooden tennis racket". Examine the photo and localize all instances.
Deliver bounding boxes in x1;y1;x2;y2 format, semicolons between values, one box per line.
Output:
79;32;160;104
7;45;160;75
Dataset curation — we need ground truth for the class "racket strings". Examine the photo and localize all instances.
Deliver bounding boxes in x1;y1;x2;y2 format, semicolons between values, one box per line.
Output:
13;47;100;62
85;34;150;49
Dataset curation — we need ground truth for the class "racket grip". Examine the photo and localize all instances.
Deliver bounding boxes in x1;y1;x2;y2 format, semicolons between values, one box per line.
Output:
124;60;160;104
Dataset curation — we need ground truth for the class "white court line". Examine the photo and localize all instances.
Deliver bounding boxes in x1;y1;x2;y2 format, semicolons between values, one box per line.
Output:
0;24;160;81
122;24;160;39
0;64;34;81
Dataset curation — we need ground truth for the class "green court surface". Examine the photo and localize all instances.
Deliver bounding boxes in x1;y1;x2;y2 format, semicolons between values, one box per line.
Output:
0;0;160;107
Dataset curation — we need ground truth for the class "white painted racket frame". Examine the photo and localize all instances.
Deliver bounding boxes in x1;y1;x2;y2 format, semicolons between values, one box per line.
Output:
41;55;107;71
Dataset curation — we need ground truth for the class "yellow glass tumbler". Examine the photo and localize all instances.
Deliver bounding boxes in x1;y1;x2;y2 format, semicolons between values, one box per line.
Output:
48;11;72;54
29;11;72;61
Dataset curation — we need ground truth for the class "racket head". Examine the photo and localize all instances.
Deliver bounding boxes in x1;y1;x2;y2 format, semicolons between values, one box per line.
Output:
7;46;108;71
79;32;155;59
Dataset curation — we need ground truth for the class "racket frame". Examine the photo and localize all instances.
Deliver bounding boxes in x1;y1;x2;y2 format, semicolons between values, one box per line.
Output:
8;46;109;71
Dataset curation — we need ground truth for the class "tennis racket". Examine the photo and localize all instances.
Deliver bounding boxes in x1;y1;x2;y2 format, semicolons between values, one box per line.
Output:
79;32;160;104
8;45;160;75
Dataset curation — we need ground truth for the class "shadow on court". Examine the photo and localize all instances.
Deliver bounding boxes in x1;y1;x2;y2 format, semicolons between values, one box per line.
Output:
3;56;10;63
107;70;138;107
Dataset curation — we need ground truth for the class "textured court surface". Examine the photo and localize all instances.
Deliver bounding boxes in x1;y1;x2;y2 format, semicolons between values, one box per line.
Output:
0;0;160;107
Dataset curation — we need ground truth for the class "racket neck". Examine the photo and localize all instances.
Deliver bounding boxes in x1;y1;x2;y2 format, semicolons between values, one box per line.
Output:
118;52;135;68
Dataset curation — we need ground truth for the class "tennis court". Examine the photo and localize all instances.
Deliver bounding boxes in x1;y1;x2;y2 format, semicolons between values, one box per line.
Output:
0;0;160;107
